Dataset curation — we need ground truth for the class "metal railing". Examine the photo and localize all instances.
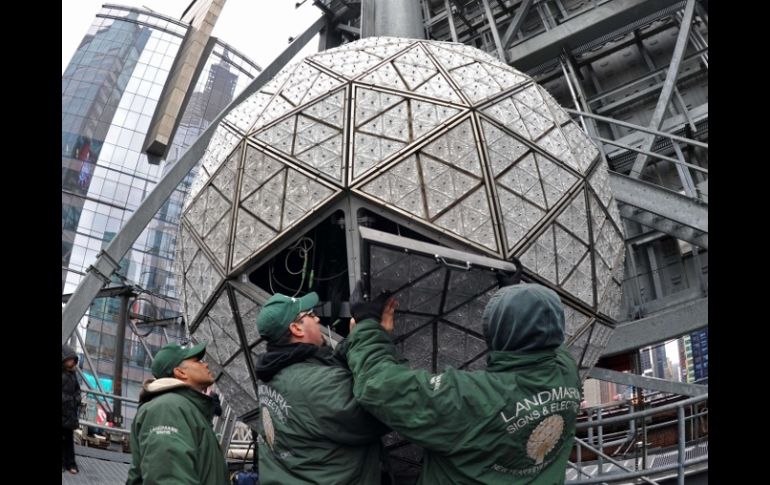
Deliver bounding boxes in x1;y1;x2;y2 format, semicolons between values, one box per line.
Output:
565;109;708;185
567;393;708;484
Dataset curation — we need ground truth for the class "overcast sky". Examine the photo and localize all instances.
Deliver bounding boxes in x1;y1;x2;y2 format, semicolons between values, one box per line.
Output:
62;0;323;73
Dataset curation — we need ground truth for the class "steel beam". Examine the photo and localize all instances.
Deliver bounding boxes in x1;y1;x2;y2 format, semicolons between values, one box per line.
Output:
574;18;679;71
501;0;533;50
61;16;327;345
336;23;361;36
633;29;696;133
619;205;707;249
588;367;707;397
534;1;554;31
444;0;459;42
319;18;345;49
687;10;709;68
587;48;706;106
74;333;113;415
143;0;227;158
508;0;681;70
565;109;708;149
312;0;335;17
61;285;137;303
593;136;707;174
629;0;696;178
646;245;664;302
593;67;703;116
624;243;643;314
480;0;506;60
602;297;707;356
608;171;707;233
561;52;596;137
672;141;697;196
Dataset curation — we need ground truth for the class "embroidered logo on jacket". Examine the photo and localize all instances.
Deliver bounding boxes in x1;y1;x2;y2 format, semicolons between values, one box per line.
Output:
262;407;276;450
149;425;179;435
429;374;443;391
526;414;564;464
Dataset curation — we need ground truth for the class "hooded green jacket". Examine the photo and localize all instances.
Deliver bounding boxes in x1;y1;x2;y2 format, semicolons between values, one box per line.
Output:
255;344;389;485
126;379;228;485
346;284;582;485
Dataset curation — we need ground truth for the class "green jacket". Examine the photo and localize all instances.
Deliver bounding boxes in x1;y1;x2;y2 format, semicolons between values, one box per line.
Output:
346;285;582;485
126;379;228;485
255;344;389;485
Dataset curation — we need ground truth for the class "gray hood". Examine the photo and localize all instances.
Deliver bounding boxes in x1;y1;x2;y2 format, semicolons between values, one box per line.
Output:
62;344;79;364
481;283;565;352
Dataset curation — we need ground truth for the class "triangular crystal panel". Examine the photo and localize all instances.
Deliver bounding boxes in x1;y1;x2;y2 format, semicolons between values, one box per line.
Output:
240;146;284;200
497;186;546;251
241;169;285;231
232;208;277;268
481;119;529;176
521;225;557;284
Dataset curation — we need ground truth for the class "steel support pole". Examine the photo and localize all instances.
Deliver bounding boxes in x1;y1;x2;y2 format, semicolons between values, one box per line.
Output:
584;63;622;139
560;56;590;134
688;20;708;68
634;30;696;134
691;246;708;295
535;1;552;30
481;0;506;60
642;408;648;469
561;51;615;174
61;16;327;344
366;0;425;39
112;293;129;427
74;326;113;415
629;0;696;178
319;17;345;50
76;366;113;416
597;408;604;475
625;242;644;316
76;386;140;404
576;441;582;478
672;141;697;196
646;244;664;300
502;0;534;51
360;0;376;38
677;406;686;485
444;0;459;42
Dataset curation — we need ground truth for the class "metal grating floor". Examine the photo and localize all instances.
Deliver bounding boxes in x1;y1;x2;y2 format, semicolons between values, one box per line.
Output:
62;446;130;485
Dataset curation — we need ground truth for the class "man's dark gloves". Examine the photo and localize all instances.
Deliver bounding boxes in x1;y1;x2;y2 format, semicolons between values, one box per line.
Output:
349;279;392;323
496;256;523;288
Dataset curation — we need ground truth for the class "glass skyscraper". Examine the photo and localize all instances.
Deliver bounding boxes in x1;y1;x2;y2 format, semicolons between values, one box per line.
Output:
61;4;259;425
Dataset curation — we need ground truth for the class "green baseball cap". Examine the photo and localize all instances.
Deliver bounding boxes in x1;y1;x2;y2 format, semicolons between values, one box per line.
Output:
151;342;207;378
257;292;319;342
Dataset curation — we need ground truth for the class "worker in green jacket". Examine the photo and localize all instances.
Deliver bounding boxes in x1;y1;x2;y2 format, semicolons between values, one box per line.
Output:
126;342;229;485
254;291;390;485
346;281;582;485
